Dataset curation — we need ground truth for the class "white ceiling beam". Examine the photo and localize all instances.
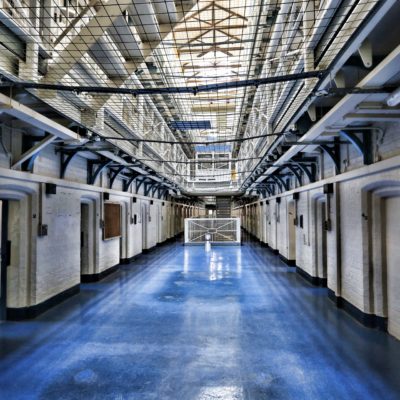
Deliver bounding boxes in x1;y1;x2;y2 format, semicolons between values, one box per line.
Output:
344;113;400;122
53;0;99;47
260;43;400;179
44;0;131;84
153;0;178;24
283;0;397;133
0;93;79;141
356;103;400;114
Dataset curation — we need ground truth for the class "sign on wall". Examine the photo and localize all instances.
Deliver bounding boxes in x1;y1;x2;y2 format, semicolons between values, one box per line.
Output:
103;203;121;240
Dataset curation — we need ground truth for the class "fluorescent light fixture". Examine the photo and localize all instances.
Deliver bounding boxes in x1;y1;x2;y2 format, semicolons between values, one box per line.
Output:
386;87;400;107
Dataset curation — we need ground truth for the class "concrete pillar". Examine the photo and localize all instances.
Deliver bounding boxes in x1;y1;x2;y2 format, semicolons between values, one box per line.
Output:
94;107;105;132
137;142;143;157
80;111;95;131
303;0;315;71
41;0;56;47
19;42;39;82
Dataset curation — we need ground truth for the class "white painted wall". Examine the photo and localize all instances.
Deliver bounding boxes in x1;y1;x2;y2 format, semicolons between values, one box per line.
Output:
36;186;81;304
0;165;198;310
236;155;400;339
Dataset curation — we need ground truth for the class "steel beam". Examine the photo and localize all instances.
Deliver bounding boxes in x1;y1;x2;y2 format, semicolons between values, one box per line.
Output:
4;70;324;96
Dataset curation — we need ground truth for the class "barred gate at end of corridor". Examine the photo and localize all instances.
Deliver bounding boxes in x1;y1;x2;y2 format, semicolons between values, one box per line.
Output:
184;218;241;245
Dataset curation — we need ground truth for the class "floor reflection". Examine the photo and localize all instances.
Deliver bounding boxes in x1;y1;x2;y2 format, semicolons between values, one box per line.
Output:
0;239;400;399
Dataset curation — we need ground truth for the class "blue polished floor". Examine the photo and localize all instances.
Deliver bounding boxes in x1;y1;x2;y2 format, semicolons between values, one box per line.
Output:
1;238;400;400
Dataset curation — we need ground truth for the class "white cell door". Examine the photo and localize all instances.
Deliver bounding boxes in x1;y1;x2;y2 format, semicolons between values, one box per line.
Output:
0;200;8;320
386;197;400;339
287;201;296;261
80;203;89;275
141;202;148;250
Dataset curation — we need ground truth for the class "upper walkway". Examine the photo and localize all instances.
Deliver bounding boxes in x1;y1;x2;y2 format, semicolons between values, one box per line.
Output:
1;238;400;399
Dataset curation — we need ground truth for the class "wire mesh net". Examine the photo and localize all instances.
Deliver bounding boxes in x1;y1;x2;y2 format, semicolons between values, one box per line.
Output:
0;0;381;187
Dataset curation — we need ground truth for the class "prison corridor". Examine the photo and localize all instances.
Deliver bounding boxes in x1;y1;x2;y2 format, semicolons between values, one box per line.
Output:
1;240;400;400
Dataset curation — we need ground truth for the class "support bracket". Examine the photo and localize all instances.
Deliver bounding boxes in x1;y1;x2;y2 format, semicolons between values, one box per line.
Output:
333;71;346;89
358;39;373;68
307;104;317;122
87;158;113;185
260;181;277;196
59;150;79;179
274;174;290;192
16;134;56;172
291;157;317;183
268;177;282;193
158;188;166;199
151;184;161;198
339;130;373;165
144;182;155;197
109;166;125;189
123;171;140;192
136;178;152;194
320;139;341;173
284;164;303;186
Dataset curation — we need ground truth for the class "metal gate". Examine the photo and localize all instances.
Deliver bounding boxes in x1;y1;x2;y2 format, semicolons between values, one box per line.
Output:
184;218;241;245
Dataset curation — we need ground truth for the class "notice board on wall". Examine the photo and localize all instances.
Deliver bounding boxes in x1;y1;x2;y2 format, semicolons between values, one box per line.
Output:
104;203;121;240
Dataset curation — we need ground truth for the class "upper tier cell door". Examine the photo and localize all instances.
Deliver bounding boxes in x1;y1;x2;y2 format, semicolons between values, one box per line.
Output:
0;200;9;320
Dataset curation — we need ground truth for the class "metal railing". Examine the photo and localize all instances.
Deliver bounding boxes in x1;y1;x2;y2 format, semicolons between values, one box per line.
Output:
184;218;241;245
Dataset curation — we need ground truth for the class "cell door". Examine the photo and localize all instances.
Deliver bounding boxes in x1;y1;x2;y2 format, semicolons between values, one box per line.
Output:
385;197;400;339
316;200;327;280
287;201;296;261
81;203;90;275
141;202;148;250
119;202;127;261
158;204;163;243
0;200;9;320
